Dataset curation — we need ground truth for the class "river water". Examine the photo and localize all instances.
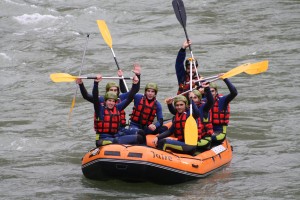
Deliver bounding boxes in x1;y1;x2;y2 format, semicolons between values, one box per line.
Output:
1;0;299;199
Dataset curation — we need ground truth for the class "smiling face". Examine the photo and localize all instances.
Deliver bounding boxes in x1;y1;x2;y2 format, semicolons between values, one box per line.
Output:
175;101;186;114
105;99;116;109
145;88;156;100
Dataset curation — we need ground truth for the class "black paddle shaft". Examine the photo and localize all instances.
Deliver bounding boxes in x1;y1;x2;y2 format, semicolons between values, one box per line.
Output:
113;57;120;70
172;0;193;52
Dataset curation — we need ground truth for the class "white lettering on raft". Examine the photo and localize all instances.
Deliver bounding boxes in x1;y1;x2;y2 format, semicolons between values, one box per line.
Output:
151;151;173;161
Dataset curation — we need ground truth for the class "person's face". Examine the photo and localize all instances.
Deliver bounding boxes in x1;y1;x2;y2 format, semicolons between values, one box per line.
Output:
145;89;156;100
210;88;217;98
189;92;200;103
105;99;116;109
109;86;118;95
175;101;186;113
186;65;197;75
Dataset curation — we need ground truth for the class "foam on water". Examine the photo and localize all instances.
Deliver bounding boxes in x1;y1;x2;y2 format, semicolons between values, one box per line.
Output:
0;53;12;61
4;0;26;6
13;13;58;24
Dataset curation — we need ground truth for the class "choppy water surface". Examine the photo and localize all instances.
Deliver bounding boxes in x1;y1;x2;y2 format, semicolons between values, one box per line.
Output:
1;0;299;199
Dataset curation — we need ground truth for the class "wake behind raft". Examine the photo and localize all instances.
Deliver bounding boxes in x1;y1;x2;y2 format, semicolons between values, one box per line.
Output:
81;122;233;184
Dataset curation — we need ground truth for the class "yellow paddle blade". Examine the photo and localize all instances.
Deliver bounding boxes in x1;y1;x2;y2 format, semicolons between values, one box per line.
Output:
70;96;76;113
184;115;198;146
97;20;112;48
68;96;76;123
244;60;269;75
221;63;250;79
50;73;77;83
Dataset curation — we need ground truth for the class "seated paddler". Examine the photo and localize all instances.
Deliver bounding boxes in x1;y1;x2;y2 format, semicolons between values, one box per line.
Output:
93;72;143;147
153;95;199;155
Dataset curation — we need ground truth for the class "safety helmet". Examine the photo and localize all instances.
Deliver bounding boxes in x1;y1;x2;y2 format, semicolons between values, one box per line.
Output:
209;82;218;90
192;90;202;100
185;57;198;67
145;82;158;94
105;82;120;94
104;91;118;101
174;95;188;107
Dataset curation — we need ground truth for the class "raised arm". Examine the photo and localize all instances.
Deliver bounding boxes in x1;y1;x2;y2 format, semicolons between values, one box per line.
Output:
175;48;187;85
117;75;140;111
118;70;127;93
76;78;94;103
92;75;103;118
118;63;141;96
222;78;238;109
191;100;200;119
202;82;214;112
165;97;176;115
175;40;191;85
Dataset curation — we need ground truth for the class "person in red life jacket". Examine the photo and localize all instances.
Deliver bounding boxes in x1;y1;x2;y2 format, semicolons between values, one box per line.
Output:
93;73;143;147
124;82;166;139
175;40;202;97
188;87;214;150
210;74;238;144
153;95;200;155
76;64;141;131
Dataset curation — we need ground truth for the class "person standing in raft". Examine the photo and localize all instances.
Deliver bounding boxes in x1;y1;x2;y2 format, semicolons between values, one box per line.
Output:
210;74;238;144
124;82;166;139
76;64;141;131
175;40;202;97
153;95;200;155
188;87;214;150
93;72;142;147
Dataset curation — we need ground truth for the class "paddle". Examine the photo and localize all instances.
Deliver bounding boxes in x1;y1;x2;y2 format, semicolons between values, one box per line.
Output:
50;73;133;83
192;60;269;83
221;60;268;79
69;34;90;120
167;60;269;101
172;0;200;81
97;20;129;92
188;61;267;84
243;60;268;75
183;59;198;146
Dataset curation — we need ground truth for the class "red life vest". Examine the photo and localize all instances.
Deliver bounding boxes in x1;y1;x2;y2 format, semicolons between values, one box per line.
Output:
197;111;213;139
116;99;126;126
177;74;199;95
130;96;157;126
173;112;187;142
211;94;230;125
94;106;120;135
196;102;213;139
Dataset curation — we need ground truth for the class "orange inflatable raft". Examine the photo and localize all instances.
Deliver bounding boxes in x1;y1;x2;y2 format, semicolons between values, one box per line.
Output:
81;133;233;184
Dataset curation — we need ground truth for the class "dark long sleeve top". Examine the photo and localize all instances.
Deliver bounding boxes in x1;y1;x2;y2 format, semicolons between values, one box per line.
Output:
93;81;139;120
119;75;141;100
218;78;238;111
79;83;93;103
175;48;187;85
198;87;214;119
